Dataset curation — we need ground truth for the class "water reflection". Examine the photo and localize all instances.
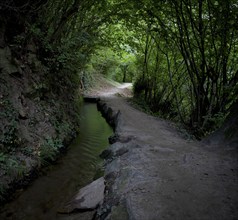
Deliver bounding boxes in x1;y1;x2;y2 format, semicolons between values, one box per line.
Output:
0;103;113;220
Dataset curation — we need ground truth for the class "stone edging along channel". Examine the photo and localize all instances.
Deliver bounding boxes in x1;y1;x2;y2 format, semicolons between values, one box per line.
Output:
84;96;238;220
95;98;134;220
97;99;121;134
59;96;130;219
83;97;132;219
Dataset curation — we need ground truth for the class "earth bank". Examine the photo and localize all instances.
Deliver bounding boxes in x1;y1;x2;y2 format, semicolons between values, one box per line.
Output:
0;38;81;205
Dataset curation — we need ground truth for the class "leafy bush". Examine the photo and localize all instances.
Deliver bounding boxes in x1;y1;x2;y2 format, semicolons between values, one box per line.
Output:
0;100;19;151
0;152;7;164
0;153;25;178
5;158;25;178
39;138;63;166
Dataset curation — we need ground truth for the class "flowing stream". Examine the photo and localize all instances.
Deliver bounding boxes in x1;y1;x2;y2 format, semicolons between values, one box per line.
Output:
0;102;113;220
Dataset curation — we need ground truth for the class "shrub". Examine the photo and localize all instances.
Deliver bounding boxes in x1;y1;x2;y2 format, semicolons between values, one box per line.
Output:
39;138;63;166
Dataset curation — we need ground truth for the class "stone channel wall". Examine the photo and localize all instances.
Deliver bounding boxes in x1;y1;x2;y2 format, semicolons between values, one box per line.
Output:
96;98;132;220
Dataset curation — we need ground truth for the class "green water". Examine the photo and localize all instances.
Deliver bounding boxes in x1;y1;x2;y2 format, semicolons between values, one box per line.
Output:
0;103;113;220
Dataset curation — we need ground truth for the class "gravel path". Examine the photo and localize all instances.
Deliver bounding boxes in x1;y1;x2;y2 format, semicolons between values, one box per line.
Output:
87;82;238;220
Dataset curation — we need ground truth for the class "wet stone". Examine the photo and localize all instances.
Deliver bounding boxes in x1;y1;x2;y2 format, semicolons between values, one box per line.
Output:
59;177;105;214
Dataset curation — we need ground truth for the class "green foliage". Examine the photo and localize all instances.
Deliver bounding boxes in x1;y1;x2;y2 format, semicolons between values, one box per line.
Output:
33;0;108;92
28;81;49;100
80;70;94;89
0;152;7;164
202;112;227;136
87;46;137;83
130;97;153;115
111;0;238;137
48;98;79;137
39;138;63;166
0;123;18;148
0;100;20;151
88;48;120;76
56;121;71;136
0;153;25;178
5;158;25;178
21;147;34;157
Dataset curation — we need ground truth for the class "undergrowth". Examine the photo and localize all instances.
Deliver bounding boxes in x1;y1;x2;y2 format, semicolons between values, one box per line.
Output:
39;137;63;166
0;153;26;178
128;97;196;141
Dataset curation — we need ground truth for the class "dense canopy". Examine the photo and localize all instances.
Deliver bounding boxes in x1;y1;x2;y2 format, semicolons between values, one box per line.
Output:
1;0;238;136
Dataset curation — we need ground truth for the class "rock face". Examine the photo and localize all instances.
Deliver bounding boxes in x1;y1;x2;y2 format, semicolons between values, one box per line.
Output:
0;37;81;203
59;177;105;214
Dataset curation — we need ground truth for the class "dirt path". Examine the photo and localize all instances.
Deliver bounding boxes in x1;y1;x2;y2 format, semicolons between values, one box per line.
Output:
86;82;238;220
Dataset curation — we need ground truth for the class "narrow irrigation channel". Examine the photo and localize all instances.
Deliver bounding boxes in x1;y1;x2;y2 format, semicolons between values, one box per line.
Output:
0;102;113;220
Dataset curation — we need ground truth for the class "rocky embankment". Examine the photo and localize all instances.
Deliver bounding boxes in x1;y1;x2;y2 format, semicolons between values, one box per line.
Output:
0;34;80;204
84;87;237;220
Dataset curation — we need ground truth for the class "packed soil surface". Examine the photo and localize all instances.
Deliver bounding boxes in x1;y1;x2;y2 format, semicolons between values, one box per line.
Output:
86;78;238;220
